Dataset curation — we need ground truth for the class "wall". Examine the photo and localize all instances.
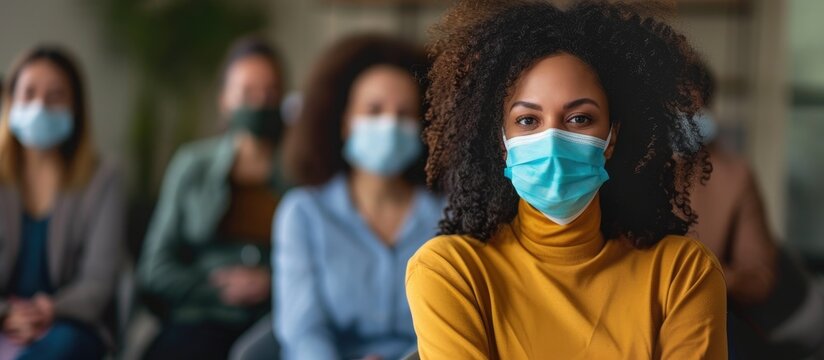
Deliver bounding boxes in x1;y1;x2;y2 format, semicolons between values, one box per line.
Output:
787;0;824;255
266;0;444;90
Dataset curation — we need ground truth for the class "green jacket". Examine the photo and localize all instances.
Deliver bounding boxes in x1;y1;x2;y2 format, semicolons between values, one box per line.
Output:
138;135;287;325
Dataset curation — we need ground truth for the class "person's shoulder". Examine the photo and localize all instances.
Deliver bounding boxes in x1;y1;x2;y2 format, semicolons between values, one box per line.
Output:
649;235;727;313
278;186;318;214
407;234;487;278
277;176;342;217
160;136;231;187
708;147;752;183
650;234;724;275
87;157;123;190
171;136;226;166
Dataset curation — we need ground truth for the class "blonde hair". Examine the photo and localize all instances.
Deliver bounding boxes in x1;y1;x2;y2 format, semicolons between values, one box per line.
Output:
0;46;97;188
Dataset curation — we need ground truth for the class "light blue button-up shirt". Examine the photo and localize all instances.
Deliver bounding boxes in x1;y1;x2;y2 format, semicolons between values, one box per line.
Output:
273;174;444;360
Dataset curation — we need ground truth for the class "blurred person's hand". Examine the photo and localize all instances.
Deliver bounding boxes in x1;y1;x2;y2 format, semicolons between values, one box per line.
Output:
210;266;271;306
2;299;42;345
31;294;55;330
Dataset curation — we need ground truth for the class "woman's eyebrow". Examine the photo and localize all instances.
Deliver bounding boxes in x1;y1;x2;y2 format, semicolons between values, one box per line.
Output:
564;98;599;110
510;100;542;111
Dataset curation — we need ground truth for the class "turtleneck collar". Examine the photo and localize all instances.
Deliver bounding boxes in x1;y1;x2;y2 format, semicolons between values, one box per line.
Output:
510;194;605;265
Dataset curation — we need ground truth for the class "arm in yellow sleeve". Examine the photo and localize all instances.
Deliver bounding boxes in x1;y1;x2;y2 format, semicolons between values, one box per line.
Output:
406;259;490;360
657;256;728;359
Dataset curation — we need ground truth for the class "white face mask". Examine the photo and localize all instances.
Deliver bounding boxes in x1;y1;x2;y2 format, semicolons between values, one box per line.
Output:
9;102;74;150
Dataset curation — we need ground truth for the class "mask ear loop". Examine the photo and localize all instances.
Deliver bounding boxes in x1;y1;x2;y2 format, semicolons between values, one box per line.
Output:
603;125;614;151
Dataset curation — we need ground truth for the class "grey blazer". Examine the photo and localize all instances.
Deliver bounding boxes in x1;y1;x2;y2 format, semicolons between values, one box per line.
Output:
0;160;124;339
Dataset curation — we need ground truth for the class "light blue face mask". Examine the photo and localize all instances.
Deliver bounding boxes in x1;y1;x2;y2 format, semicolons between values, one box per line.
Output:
343;114;423;176
9;102;74;150
695;109;718;145
675;108;718;154
504;127;611;225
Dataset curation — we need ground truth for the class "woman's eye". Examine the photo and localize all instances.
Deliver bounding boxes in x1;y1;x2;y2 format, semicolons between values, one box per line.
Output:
21;87;35;102
567;115;592;125
46;90;65;105
515;116;538;127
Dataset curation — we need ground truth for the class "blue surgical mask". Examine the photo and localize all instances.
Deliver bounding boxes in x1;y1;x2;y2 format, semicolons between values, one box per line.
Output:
695;109;718;145
343;114;423;176
504;127;611;225
675;108;718;154
9;102;74;150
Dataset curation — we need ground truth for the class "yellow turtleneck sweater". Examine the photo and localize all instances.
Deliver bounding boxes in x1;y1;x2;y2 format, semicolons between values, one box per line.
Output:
405;197;727;359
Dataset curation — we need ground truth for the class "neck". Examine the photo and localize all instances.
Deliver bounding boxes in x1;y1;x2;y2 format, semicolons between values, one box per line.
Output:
348;168;412;211
512;194;605;264
20;148;63;217
22;148;62;177
234;132;275;160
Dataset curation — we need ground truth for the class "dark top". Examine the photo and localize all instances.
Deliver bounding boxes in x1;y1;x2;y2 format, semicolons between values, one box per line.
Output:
9;214;53;298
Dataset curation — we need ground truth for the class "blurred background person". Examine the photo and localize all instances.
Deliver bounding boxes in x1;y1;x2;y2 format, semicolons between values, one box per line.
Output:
0;46;125;360
273;34;442;360
137;37;289;360
687;61;824;359
227;90;304;360
688;60;778;307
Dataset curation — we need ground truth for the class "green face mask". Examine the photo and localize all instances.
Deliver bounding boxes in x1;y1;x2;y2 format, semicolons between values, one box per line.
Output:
229;106;283;140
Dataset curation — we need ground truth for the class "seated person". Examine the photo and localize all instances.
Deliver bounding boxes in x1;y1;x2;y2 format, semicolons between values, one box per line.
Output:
274;34;443;360
0;46;124;360
138;37;289;360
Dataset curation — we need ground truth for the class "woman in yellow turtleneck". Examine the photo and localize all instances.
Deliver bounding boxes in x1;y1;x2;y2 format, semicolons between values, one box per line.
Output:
407;1;727;359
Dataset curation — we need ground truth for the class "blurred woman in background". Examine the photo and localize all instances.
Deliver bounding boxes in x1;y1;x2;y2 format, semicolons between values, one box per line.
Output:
0;46;124;360
138;37;289;360
273;34;443;360
686;60;777;308
688;60;824;359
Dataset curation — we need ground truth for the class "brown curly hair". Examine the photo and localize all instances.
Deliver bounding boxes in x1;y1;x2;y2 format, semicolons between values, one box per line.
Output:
283;33;430;186
425;0;712;247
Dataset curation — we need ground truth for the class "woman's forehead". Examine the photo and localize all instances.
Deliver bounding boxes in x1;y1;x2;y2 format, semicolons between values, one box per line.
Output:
508;54;606;109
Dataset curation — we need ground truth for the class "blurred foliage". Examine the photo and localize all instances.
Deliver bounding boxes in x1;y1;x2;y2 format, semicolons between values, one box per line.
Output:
87;0;268;198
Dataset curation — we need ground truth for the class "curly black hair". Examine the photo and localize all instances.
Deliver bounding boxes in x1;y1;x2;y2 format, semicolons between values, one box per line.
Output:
425;0;712;247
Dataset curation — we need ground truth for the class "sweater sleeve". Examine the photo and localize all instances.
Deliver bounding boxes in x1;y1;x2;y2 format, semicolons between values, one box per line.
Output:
657;245;728;359
405;247;490;360
53;165;126;324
